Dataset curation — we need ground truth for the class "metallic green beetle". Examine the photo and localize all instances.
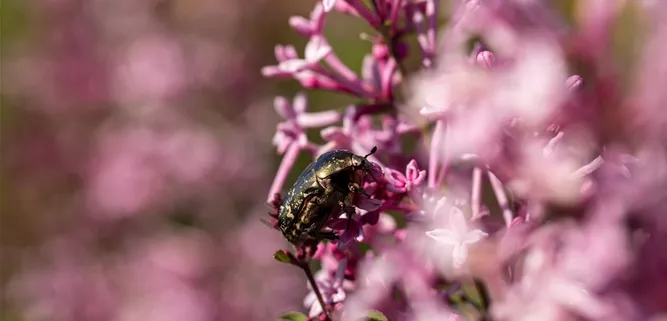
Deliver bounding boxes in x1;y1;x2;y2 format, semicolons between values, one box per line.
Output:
278;147;378;245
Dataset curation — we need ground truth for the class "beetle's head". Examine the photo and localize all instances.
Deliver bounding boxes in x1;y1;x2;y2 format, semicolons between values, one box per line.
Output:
351;146;377;170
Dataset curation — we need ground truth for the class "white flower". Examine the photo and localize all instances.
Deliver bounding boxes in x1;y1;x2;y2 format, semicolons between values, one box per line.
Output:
425;207;488;268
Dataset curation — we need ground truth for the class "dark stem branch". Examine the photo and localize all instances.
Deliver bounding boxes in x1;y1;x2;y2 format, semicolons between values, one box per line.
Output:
299;260;332;321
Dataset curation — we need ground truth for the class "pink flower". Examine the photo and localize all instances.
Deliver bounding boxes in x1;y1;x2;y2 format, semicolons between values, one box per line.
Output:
385;159;427;193
425;207;488;268
278;36;332;73
289;4;327;36
327;194;383;250
322;0;337;12
272;92;340;154
492;247;611;321
319;107;380;157
304;270;353;318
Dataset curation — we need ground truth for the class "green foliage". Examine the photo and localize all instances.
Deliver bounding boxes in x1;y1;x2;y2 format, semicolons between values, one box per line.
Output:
366;310;389;321
273;250;296;265
278;311;308;321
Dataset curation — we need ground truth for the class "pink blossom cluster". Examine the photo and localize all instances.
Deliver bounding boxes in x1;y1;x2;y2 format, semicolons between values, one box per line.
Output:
263;1;667;321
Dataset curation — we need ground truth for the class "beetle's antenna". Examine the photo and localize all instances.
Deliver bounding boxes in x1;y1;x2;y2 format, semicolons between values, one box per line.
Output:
364;146;377;159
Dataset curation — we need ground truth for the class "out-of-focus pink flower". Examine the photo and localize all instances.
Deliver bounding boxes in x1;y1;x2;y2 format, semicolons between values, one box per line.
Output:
304;270;353;318
322;0;337;13
493;244;612;321
86;122;225;218
113;35;186;104
508;133;599;205
425;207;488;268
8;237;116;321
115;232;215;321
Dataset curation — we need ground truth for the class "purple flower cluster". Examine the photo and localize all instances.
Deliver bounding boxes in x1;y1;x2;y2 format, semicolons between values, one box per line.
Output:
263;1;667;321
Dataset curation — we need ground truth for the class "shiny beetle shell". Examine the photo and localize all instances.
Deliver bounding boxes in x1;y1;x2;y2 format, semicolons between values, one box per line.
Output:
278;147;377;245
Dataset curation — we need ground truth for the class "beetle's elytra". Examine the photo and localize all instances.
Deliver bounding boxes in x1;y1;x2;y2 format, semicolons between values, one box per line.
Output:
277;147;378;245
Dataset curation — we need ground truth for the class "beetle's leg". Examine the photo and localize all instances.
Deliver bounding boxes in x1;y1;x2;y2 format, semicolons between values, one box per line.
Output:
314;231;339;241
348;182;371;198
339;194;356;232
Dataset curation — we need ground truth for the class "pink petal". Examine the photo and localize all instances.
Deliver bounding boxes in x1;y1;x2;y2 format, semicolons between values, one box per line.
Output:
338;231;357;250
448;207;469;233
476;51;496;69
260;65;288;77
361;54;382;92
385;169;407;192
272;132;292;154
341;106;355;130
433;196;449;215
510;216;525;227
304;291;318;308
463;229;488;244
425;229;458;244
308;299;324;318
312;242;330;259
273;96;294;119
369;162;384;181
331;288;346;303
320;126;348;143
310;4;326;33
362;210;380;225
452;243;468;268
292;92;308;114
275;44;298;61
405;159;427;186
278;59;309;73
322;0;336;12
322;0;337;12
293;69;319;86
297;110;341;128
274;44;288;61
419;105;449;119
327;218;348;230
565;74;583;91
304;36;332;63
550;279;609;319
288;16;314;37
356;194;382;211
354;223;365;242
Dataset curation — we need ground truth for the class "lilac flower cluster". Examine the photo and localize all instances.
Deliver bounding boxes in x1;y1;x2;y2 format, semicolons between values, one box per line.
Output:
263;1;667;321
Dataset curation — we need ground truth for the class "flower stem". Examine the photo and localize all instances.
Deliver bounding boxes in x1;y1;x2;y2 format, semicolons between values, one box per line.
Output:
471;167;483;219
267;143;301;203
299;260;332;321
488;171;513;227
428;120;445;188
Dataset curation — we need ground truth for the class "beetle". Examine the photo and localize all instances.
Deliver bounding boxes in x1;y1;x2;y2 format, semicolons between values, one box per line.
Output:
277;146;378;245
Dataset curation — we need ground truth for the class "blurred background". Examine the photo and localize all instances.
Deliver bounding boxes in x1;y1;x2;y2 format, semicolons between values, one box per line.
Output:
0;0;649;320
0;0;378;320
